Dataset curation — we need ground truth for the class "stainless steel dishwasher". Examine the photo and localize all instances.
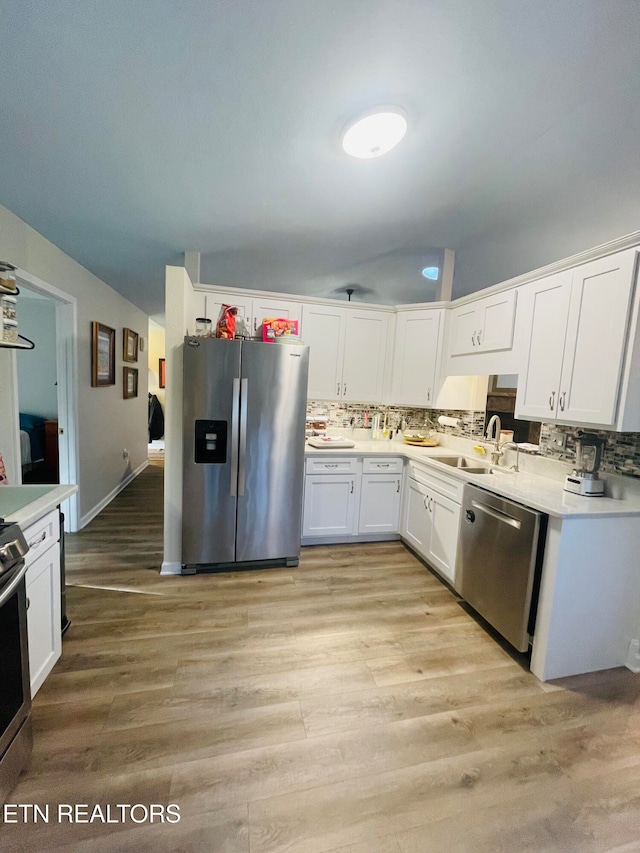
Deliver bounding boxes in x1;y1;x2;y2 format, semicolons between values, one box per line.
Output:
458;484;546;652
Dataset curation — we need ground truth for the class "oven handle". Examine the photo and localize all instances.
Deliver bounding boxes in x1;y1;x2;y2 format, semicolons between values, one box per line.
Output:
0;561;28;608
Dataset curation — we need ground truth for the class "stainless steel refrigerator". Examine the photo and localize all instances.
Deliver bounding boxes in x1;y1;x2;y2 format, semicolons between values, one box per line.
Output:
181;336;309;571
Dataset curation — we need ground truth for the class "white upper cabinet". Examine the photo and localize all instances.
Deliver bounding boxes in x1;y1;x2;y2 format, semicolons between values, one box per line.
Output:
302;304;347;399
516;249;638;428
449;289;517;356
190;289;252;336
560;252;636;425
342;309;390;402
303;304;390;402
250;297;302;337
191;290;301;338
391;309;443;406
515;270;573;420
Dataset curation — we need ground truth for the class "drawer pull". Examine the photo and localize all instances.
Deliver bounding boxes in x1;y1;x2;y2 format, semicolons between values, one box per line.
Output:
396;479;400;493
28;531;47;548
377;463;390;468
324;464;338;469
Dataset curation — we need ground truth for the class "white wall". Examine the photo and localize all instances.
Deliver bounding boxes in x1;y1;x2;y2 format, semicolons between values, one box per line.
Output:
0;203;149;525
162;265;192;573
147;318;166;410
453;196;640;298
16;295;58;418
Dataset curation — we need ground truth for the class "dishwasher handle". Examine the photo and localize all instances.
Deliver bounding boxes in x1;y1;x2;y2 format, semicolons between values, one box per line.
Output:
470;498;522;530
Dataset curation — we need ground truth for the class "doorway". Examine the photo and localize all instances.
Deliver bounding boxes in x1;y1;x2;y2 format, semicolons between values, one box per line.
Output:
13;269;79;532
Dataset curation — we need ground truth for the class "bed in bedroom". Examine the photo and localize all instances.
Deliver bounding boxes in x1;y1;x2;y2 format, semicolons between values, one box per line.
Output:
20;413;59;482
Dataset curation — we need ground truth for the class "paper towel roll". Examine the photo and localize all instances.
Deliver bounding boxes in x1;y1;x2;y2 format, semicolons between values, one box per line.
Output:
437;415;461;428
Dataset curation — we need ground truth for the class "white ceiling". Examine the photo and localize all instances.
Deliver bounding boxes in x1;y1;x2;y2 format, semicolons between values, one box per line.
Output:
1;0;639;318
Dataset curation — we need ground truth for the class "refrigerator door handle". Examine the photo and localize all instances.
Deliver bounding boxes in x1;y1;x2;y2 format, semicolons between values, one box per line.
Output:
230;378;241;496
238;378;249;495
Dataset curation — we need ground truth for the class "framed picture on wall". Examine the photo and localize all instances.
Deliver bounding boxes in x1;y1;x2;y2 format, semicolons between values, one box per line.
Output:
91;322;116;386
159;358;166;389
123;366;138;399
123;328;139;362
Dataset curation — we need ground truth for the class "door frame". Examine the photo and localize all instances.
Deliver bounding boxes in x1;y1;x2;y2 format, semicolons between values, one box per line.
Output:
14;268;80;532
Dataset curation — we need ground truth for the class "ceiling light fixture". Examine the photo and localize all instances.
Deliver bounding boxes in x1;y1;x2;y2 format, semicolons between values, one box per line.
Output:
421;266;439;280
341;106;408;159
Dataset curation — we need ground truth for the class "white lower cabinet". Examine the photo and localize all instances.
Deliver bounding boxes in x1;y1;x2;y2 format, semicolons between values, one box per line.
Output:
302;456;402;541
22;507;62;697
302;472;358;537
358;473;402;534
401;476;430;556
426;491;461;584
399;464;462;587
26;541;61;697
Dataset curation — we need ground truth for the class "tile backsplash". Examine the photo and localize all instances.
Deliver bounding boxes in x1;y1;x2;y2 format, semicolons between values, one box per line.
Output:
307;400;640;478
306;402;485;440
538;424;640;476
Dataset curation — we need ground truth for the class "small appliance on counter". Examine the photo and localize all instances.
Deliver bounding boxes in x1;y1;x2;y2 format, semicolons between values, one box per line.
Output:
564;431;606;496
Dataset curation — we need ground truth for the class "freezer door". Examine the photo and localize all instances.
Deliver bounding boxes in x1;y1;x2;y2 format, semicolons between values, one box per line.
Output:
236;342;309;563
182;337;242;565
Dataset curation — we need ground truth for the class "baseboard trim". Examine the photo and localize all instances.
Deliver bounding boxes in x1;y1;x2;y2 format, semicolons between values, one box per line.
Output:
301;533;400;547
79;460;149;529
160;561;182;576
626;638;640;673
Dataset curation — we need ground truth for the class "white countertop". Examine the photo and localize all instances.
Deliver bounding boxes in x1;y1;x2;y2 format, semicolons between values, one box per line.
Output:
305;439;640;519
0;484;78;528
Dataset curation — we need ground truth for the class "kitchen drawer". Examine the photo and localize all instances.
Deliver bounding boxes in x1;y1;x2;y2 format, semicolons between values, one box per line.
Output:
305;457;358;475
407;462;464;503
362;457;403;474
23;508;60;565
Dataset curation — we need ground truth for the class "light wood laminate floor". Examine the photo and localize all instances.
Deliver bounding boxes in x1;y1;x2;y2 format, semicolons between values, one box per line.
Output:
5;461;640;852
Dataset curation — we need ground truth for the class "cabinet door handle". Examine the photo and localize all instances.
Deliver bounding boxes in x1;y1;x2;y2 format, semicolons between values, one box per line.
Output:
471;332;476;347
549;390;556;411
427;387;431;401
350;480;354;494
336;383;341;396
343;384;347;396
396;479;400;493
559;391;566;412
423;494;428;509
476;330;482;346
28;530;47;548
254;317;258;332
428;497;434;513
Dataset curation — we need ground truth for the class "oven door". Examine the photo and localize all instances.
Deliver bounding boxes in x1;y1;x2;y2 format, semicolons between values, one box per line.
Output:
0;561;33;806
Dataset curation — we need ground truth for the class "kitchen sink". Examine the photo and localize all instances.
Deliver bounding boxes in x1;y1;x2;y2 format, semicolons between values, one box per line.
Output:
431;456;514;475
433;456;489;472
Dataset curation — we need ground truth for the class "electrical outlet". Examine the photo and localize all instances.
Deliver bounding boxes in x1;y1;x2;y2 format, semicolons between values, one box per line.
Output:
549;430;566;450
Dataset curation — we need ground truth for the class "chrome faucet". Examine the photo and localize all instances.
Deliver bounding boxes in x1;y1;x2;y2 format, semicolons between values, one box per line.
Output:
501;441;521;472
485;414;503;465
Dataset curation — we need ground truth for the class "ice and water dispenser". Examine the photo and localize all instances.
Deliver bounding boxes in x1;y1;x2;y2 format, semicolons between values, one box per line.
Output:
193;420;228;464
